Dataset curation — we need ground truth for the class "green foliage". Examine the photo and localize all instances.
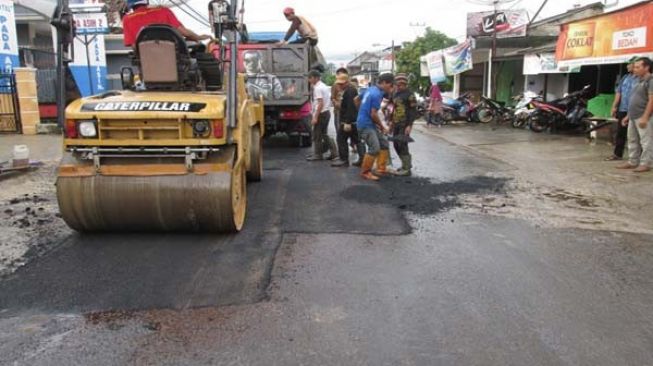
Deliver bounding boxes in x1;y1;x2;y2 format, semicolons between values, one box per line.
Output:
395;27;457;95
322;63;337;86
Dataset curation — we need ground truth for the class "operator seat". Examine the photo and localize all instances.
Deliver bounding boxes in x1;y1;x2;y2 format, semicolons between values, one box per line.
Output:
133;25;201;90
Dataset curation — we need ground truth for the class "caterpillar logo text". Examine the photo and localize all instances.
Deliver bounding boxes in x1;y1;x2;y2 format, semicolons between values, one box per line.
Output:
81;102;207;112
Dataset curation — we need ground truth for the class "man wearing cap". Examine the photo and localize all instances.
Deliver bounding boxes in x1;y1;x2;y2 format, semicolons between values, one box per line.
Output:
332;73;364;167
278;7;318;46
331;68;349;132
607;57;638;161
357;73;395;181
389;74;418;176
122;0;212;47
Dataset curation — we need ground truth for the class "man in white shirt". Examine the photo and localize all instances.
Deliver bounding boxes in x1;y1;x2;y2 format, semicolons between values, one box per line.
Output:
306;70;338;161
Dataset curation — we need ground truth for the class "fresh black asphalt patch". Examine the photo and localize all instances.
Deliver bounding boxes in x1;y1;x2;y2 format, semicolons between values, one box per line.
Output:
341;175;509;216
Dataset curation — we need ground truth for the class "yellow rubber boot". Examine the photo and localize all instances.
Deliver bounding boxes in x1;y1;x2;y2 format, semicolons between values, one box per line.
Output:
360;154;380;181
375;149;390;176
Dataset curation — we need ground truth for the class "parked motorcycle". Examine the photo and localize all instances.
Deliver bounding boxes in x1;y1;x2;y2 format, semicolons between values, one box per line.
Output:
475;96;514;124
528;85;593;133
511;91;541;128
441;92;478;123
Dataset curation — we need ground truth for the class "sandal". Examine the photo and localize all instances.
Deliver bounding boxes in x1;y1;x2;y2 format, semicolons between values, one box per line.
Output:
604;155;622;161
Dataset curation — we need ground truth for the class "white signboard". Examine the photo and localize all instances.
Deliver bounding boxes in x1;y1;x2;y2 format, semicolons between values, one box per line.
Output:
426;51;446;83
524;53;580;75
71;35;107;96
612;27;647;51
74;12;110;35
0;0;19;73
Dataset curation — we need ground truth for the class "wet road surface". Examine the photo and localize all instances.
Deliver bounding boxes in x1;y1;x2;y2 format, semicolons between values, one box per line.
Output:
1;129;652;365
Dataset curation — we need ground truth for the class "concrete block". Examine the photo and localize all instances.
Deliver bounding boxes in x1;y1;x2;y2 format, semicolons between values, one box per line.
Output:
17;82;38;98
14;67;37;82
37;123;62;134
18;97;39;113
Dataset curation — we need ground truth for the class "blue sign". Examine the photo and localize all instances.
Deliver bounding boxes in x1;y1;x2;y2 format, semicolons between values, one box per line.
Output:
0;0;20;74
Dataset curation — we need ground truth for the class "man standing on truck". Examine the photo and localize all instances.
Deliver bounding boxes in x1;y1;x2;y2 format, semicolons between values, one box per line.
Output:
122;0;213;47
278;7;319;46
306;70;338;161
332;73;363;167
389;74;418;176
358;73;395;181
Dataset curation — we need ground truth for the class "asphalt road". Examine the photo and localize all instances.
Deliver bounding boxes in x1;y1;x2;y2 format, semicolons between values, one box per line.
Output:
1;129;652;365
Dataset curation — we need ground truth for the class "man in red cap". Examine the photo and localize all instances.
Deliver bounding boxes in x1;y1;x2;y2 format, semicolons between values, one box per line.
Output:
278;7;318;46
122;0;212;47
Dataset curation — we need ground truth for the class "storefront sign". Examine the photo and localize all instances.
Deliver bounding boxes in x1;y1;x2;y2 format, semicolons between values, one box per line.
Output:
524;53;580;75
612;27;647;51
556;2;653;67
443;39;473;76
74;12;110;35
0;0;19;74
426;51;446;83
466;10;528;39
70;35;107;96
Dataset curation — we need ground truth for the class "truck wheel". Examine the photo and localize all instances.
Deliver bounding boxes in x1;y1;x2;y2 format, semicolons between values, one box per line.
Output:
247;127;262;182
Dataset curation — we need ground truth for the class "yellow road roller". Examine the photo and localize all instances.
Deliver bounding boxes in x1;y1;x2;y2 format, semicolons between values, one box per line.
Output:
52;0;263;232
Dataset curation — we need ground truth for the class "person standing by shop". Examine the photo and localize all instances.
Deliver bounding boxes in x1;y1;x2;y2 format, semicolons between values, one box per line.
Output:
427;82;443;127
607;57;638;161
357;73;395;181
389;74;418;176
306;70;337;161
332;73;363;167
617;57;653;173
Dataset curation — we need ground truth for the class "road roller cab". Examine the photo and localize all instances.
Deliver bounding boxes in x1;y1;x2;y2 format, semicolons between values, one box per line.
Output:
53;1;264;233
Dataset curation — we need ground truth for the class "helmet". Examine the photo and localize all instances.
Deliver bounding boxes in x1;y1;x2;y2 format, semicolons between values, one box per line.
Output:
127;0;148;9
283;7;295;16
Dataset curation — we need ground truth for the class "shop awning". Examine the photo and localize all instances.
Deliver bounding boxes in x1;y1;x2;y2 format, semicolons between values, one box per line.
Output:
555;1;653;68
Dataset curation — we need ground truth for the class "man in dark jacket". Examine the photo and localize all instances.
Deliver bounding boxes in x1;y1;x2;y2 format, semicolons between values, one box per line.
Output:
332;73;364;167
389;74;418;176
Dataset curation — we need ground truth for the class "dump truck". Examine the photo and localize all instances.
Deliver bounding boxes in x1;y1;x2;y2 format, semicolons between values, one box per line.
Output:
233;32;324;147
52;0;263;232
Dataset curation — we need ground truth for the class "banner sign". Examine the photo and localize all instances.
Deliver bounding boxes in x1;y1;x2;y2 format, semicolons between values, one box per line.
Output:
0;0;19;73
556;2;653;67
466;10;528;39
426;51;446;83
70;35;107;96
74;13;110;35
523;53;581;75
443;39;473;76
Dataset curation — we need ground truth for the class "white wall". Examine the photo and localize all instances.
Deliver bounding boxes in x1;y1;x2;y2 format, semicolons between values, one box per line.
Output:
524;73;569;101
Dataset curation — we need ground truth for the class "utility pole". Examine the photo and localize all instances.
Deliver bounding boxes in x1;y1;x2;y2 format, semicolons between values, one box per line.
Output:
391;39;395;74
490;0;498;98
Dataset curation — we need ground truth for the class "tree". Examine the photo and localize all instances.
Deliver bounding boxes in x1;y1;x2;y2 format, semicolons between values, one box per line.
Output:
322;63;337;86
395;27;457;95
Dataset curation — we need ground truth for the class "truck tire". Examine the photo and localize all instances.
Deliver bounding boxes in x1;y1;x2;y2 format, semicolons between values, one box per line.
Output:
247;127;263;182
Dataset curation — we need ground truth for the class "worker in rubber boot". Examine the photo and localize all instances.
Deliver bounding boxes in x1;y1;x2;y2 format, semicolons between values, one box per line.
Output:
389;74;417;176
357;73;395;181
122;0;213;47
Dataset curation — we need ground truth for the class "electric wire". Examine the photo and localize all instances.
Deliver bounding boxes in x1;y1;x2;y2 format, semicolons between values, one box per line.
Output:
168;0;211;27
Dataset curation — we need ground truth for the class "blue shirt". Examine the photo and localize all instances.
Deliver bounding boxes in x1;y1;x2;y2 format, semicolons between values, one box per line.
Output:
356;85;383;129
617;74;637;112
